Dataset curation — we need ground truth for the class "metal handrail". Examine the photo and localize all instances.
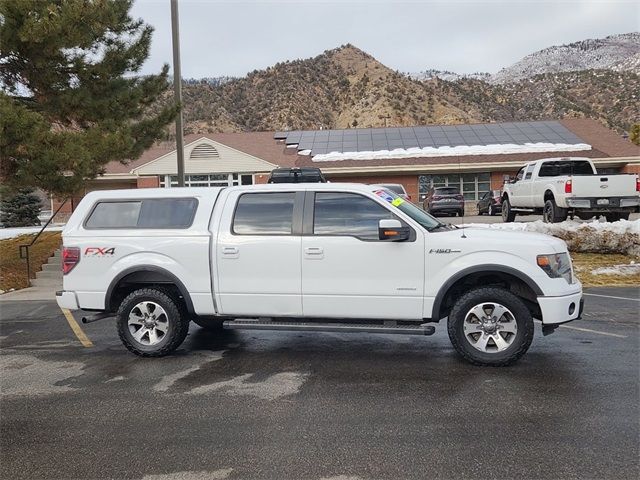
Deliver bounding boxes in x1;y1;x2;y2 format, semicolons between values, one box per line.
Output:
19;198;69;284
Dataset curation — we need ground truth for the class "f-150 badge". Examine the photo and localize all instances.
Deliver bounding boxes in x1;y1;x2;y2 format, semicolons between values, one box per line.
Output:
429;248;461;254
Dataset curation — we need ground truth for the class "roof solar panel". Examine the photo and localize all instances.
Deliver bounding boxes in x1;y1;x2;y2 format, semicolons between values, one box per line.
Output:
277;120;586;155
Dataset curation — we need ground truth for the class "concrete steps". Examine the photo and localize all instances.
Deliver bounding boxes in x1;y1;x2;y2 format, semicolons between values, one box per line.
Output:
32;248;62;288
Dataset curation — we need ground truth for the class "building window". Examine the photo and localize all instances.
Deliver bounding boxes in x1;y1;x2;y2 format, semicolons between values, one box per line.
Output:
160;173;253;188
419;172;490;201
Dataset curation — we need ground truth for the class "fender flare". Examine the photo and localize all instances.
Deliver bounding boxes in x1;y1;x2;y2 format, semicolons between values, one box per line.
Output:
431;264;543;320
105;266;195;314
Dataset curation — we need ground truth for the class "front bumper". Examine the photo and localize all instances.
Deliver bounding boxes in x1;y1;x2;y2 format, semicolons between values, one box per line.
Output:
537;291;583;325
56;290;79;310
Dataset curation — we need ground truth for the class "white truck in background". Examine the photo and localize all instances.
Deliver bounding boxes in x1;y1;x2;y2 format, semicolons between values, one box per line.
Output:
56;183;583;366
502;157;639;223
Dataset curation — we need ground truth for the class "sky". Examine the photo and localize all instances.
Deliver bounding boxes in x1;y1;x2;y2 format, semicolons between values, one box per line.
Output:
131;0;639;78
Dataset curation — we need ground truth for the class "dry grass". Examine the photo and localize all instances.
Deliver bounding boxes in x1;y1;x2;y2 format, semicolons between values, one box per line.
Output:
572;252;640;287
0;232;62;291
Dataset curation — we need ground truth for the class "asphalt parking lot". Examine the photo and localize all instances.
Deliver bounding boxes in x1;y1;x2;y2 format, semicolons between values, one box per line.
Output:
1;287;638;480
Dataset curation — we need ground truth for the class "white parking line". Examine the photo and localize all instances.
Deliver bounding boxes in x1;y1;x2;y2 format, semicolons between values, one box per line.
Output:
584;293;640;302
558;325;627;338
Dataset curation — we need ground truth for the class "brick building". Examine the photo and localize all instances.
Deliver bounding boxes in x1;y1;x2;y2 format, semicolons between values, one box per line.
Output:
52;118;639;217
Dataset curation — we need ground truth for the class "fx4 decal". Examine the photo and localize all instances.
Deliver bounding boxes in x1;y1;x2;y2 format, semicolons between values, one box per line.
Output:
84;247;116;256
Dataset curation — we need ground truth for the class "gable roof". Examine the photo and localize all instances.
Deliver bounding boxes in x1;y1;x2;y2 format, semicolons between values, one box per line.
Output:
131;136;277;175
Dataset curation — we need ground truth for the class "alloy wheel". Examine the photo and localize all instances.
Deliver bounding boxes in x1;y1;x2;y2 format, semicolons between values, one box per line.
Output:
463;302;518;353
127;301;169;346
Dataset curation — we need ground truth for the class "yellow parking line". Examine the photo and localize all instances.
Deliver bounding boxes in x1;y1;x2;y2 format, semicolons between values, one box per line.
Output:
60;308;94;347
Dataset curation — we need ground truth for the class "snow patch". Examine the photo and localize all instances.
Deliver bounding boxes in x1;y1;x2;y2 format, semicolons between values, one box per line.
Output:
467;219;640;256
0;225;63;240
591;263;640;276
312;142;591;162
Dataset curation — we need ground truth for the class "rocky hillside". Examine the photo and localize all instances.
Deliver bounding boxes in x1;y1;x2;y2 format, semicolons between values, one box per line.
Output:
176;45;485;134
440;69;639;132
490;32;640;84
171;39;638;136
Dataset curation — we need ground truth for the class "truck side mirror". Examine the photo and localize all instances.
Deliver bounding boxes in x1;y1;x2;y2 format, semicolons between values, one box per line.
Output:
378;219;410;241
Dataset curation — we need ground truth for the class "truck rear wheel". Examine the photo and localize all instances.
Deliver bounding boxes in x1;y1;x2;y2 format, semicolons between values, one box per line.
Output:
502;198;516;222
543;199;567;223
447;287;534;366
116;287;189;357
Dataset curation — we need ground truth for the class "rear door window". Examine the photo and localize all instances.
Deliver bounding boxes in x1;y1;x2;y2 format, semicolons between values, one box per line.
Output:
233;192;295;235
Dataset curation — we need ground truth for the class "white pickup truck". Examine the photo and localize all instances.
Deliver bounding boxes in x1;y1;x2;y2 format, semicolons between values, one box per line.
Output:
56;183;583;366
502;157;639;223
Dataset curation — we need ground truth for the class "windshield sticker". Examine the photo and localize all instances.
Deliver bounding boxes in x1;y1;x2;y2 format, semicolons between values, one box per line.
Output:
374;189;404;208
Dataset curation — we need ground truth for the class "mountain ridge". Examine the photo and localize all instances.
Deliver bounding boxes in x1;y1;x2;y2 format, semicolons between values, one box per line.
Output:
169;35;638;137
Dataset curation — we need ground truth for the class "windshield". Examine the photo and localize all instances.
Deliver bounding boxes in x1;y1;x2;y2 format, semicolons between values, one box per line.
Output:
371;187;444;231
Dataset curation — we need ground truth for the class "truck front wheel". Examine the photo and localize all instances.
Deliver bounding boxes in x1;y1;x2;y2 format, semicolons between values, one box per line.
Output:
447;287;534;366
116;287;190;357
502;198;516;222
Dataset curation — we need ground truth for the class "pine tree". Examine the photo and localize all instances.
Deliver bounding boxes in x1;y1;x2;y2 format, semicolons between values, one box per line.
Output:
0;188;41;227
0;0;178;196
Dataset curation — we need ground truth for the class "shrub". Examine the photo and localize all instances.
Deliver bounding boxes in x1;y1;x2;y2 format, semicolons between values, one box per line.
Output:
0;189;42;227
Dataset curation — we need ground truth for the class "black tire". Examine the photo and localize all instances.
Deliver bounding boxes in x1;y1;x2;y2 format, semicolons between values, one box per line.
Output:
116;287;189;357
447;287;534;366
618;212;630;221
458;210;464;217
192;317;225;331
604;212;621;222
502;198;516;222
543;199;568;223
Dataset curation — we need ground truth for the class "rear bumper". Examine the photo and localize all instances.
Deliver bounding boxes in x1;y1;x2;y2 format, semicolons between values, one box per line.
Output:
429;203;464;212
566;196;639;211
56;290;79;310
537;291;583;325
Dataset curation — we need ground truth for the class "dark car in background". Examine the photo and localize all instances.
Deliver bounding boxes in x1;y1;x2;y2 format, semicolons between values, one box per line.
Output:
477;189;503;216
423;186;465;216
370;183;411;201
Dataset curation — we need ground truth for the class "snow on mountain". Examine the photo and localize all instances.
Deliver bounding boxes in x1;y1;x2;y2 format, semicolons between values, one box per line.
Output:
490;32;640;84
408;69;490;82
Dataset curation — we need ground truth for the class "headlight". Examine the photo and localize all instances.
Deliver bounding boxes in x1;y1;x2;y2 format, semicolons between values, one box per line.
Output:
537;253;574;284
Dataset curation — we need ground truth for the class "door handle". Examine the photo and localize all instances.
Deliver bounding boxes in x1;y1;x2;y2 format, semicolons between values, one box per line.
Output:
304;247;324;259
222;246;239;258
